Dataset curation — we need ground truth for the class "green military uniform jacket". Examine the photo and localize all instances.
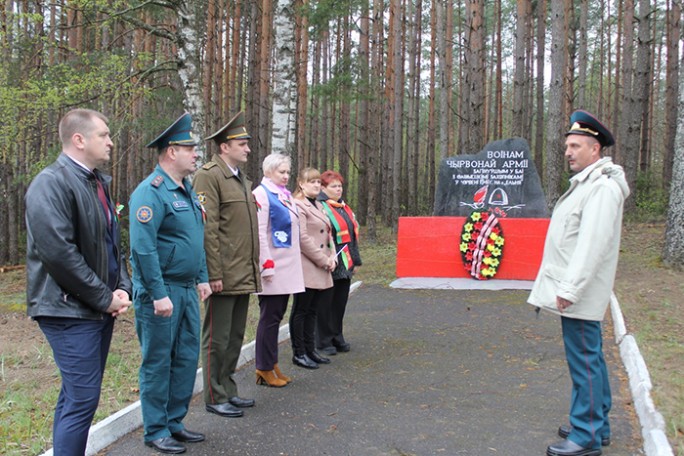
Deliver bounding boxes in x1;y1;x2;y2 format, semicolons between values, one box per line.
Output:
193;154;261;295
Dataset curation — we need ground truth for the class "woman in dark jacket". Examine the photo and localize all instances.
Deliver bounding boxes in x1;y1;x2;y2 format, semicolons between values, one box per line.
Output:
315;170;362;356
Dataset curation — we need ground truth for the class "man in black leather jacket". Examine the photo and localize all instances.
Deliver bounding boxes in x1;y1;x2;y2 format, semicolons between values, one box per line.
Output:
25;108;132;456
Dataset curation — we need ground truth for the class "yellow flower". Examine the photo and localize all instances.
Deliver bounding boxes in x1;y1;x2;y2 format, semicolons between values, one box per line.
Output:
491;247;502;256
483;257;492;265
460;242;468;253
490;232;499;241
464;223;474;232
487;244;495;252
462;232;471;242
471;212;482;221
495;237;505;246
490;258;500;267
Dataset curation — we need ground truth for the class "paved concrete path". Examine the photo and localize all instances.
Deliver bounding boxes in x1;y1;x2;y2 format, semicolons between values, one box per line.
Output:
101;285;642;456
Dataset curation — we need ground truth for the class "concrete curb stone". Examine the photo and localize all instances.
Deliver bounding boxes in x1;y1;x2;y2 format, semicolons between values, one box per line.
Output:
610;293;674;456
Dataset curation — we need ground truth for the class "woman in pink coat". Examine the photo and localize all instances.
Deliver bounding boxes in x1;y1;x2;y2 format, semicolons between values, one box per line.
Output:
290;168;337;369
252;154;305;387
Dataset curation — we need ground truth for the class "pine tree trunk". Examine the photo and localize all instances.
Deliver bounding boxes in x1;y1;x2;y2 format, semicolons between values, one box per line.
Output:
617;0;639;210
663;0;681;190
534;0;547;179
544;0;568;208
663;55;684;268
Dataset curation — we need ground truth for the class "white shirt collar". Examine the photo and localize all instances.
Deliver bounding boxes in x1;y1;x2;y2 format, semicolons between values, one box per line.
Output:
65;153;93;173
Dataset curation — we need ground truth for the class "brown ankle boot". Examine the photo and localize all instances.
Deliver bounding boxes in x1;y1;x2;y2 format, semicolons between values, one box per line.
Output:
273;363;292;383
255;369;287;387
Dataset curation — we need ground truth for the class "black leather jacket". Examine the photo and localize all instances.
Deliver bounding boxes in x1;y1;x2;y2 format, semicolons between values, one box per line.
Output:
25;153;131;319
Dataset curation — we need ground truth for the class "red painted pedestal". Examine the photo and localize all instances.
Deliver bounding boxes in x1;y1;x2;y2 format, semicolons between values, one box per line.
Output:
396;217;550;281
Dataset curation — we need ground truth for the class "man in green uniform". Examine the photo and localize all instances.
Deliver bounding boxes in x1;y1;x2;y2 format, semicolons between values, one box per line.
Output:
129;112;212;454
194;111;262;418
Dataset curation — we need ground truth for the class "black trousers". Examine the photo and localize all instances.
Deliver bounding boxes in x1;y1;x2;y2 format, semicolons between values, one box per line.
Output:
316;278;351;349
255;294;289;371
291;286;333;356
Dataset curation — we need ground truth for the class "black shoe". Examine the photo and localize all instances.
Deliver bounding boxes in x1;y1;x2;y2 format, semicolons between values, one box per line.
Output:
307;351;331;364
318;346;337;356
145;436;186;454
334;342;351;352
171;428;205;443
205;402;244;417
229;396;255;408
558;425;610;446
547;439;602;456
292;354;319;369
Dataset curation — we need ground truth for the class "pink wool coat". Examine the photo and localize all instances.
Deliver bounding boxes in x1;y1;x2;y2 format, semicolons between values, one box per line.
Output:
295;197;334;290
252;178;305;296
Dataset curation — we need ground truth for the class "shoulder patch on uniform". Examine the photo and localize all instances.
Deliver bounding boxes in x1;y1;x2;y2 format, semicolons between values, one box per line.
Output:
151;175;164;188
197;192;206;205
202;162;218;170
136;206;153;223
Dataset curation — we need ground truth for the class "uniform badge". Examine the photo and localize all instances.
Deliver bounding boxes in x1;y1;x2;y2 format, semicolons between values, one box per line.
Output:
136;206;153;223
172;201;189;209
197;192;206;206
151;175;164;188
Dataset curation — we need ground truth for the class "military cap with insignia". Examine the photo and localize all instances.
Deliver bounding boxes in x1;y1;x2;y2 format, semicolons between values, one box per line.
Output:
565;110;615;148
146;112;200;150
205;111;251;144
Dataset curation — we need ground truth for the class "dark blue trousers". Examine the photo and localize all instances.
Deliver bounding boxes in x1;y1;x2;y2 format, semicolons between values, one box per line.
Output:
38;315;115;456
561;316;612;450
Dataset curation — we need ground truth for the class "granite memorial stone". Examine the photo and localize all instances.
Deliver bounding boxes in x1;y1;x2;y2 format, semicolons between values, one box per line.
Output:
434;138;548;218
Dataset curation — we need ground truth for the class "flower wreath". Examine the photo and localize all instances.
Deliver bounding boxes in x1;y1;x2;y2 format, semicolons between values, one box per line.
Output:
459;210;505;280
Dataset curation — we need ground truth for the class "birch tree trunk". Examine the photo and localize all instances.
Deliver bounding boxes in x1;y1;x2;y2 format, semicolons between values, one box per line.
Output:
176;0;207;160
271;0;296;155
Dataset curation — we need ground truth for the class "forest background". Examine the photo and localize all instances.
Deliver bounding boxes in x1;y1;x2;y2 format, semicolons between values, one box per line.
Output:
1;0;684;453
2;0;684;264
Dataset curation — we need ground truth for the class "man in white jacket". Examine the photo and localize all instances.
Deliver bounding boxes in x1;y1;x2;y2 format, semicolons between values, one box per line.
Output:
528;110;630;456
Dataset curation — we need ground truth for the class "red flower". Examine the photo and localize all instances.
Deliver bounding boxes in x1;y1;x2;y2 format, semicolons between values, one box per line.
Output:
466;251;473;261
491;226;500;235
262;259;275;269
474;222;483;231
468;242;476;251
